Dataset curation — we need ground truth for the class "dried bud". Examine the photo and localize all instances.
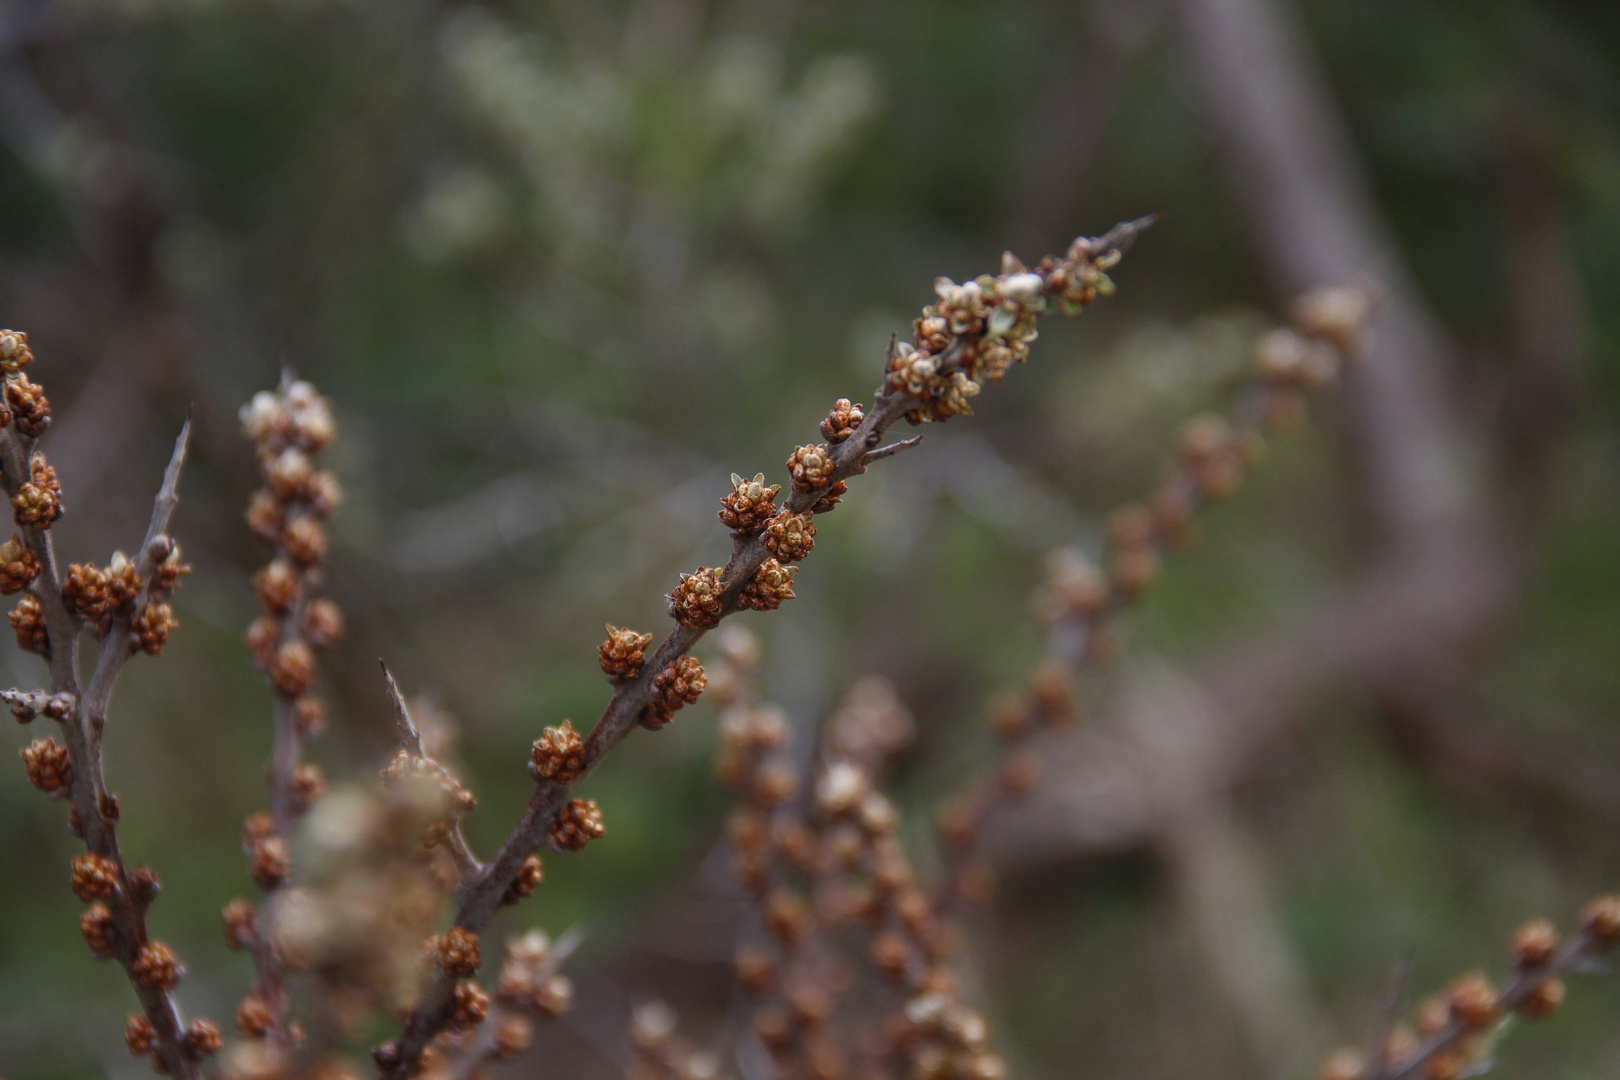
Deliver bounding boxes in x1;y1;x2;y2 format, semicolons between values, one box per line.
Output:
549;798;605;851
1447;971;1499;1031
719;473;782;534
7;376;51;437
1512;918;1560;967
642;656;706;729
236;995;276;1038
62;563;112;626
504;854;544;903
223;899;257;949
268;640;316;696
302;598;344;648
1518;976;1565;1019
787;444;835;491
0;535;40;593
72;853;120;901
12;473;62;528
535;973;574;1015
266;448;314;501
21;736;71;794
820;399;866;443
737;558;797;612
126;1014;158;1055
0;329;34;372
435;926;482;978
290;763;326;812
764;512;816;562
532;721;586;784
599;624;653;681
154;546;190;595
292;695;327;739
669;566;726;628
246;616;280;667
133;602;179;655
132;941;184;990
254;558;300;614
1291;282;1376;349
813;480;849;514
494;1014;534;1058
282;516;328;566
304;471;344;518
1582;894;1620;945
246;489;284;541
447;981;490;1032
249;836;291;889
185;1018;224;1057
80;903;116;957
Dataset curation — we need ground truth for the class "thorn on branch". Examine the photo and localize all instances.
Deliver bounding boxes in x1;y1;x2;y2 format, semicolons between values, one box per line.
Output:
861;436;923;468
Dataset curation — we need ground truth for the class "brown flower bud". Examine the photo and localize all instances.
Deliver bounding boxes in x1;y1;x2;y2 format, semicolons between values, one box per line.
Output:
1423;1051;1467;1080
80;903;116;957
302;598;344;648
549;798;605;851
128;864;160;905
132;602;178;655
132;941;183;990
7;376;51;437
185;1018;224;1057
813;480;849;514
21;736;71;794
290;763;326;812
254;558;300;614
72;853;120;901
243;812;275;845
0;535;39;593
1111;548;1159;596
246;616;280;667
12;475;61;528
504;854;544;903
108;550;145;607
236;995;275;1037
532;721;586;784
493;1014;534;1058
1518;976;1565;1019
1512;918;1560;967
642;656;707;730
125;1013;158;1055
737;558;797;612
62;563;112;627
446;981;490;1032
598;624;653;681
820;399;866;443
764;512;816;562
1582;894;1620;945
787;444;835;491
669;566;726;628
435;926;482;978
305;470;343;518
153;546;190;595
249;836;291;889
719;473;782;535
0;328;34;372
292;695;327;739
764;890;810;944
246;489;284;541
268;640;316;696
222;899;257;949
535;973;574;1016
1447;971;1499;1031
282;516;327;566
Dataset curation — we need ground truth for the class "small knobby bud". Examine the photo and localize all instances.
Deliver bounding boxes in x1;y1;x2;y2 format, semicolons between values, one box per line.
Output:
132;603;179;655
80;903;116;957
7;376;51;437
21;736;71;794
764;890;811;945
0;535;40;593
12;472;62;528
282;515;327;566
669;566;726;628
236;995;275;1038
290;762;326;812
1447;971;1500;1030
292;695;327;739
246;616;280;667
302;598;344;648
738;557;798;612
185;1018;224;1057
0;328;34;372
62;562;112;627
494;1014;534;1058
534;972;574;1015
532;721;586;784
305;471;344;518
599;624;653;681
549;798;605;851
719;472;783;535
128;864;160;905
1582;894;1620;945
787;444;835;491
222;899;257;949
813;480;849;514
268;640;316;696
153;546;190;595
132;940;184;990
642;656;707;729
764;512;816;562
436;926;482;977
246;489;284;541
1512;918;1560;967
254;558;300;614
447;981;490;1032
107;550;145;607
71;853;120;901
504;854;544;903
125;1013;158;1055
820;399;866;443
249;835;291;890
1518;976;1566;1020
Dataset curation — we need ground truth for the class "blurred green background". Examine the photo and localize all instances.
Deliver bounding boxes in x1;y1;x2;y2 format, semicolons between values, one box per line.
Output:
0;0;1618;1076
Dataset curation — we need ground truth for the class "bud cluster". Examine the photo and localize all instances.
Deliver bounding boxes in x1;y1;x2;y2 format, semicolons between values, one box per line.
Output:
548;798;606;852
642;656;707;729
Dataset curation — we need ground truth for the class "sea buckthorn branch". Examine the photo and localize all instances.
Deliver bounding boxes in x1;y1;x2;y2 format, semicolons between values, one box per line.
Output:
228;375;344;1052
932;281;1381;914
1320;896;1620;1080
1;330;211;1076
375;216;1158;1075
436;927;583;1078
